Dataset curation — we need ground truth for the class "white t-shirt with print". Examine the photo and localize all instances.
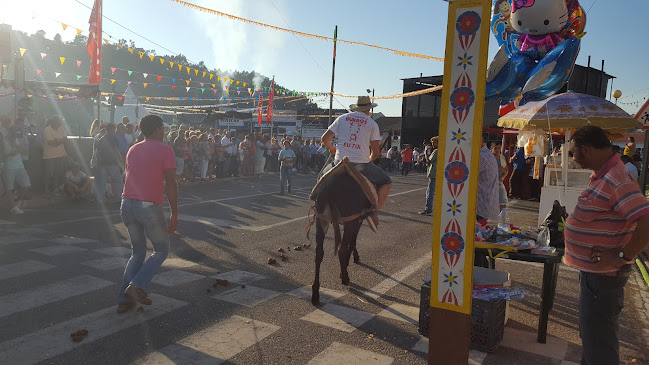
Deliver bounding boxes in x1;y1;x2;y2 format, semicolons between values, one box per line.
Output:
327;112;380;164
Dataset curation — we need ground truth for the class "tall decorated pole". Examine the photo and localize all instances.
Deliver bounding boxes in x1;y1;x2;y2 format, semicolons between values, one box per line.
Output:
267;76;275;135
87;0;102;121
429;0;491;363
328;26;337;126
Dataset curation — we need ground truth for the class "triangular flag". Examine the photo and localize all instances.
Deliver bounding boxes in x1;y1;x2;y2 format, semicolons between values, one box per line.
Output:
76;75;82;80
103;38;109;44
230;79;233;85
185;80;190;86
36;70;42;76
118;96;123;101
76;29;82;35
236;81;240;85
189;97;192;101
212;84;215;88
224;77;227;82
111;79;116;84
62;24;68;30
111;67;116;74
127;81;132;85
160;58;164;65
128;47;133;54
59;95;63;99
60;57;65;65
169;61;174;68
201;88;205;93
179;97;183;101
186;87;190;92
143;83;148;88
202;72;206;77
105;96;110;101
213;89;217;94
55;72;61;78
186;67;190;74
217;76;221;82
77;60;82;68
178;64;182;71
157;84;162;87
243;82;246;87
143;73;148;78
149;55;154;62
171;78;176;83
172;85;176;90
139;52;144;59
128;70;133;76
19;48;26;56
194;69;198;76
157;75;162;82
40;52;46;59
200;82;204;87
225;85;229;90
146;97;150;101
209;74;214;80
237;91;240;95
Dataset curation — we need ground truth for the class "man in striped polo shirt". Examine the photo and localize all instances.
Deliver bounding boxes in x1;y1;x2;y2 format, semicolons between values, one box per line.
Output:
565;126;649;365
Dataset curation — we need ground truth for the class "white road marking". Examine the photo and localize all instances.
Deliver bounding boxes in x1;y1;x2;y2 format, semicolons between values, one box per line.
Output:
133;315;279;365
212;285;281;307
212;270;266;284
82;257;129;270
177;215;243;228
388;187;426;197
287;286;346;304
29;246;87;256
0;260;55;281
151;270;205;287
376;303;420;325
0;294;187;365
50;237;98;245
363;255;430;300
94;247;133;257
300;303;375;332
307;342;394;365
0;275;113;318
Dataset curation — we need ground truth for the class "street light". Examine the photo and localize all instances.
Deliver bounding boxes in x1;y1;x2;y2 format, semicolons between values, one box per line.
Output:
612;89;622;105
366;88;375;116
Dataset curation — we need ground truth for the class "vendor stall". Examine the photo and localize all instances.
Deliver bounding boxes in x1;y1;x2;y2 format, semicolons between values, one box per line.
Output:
497;92;641;225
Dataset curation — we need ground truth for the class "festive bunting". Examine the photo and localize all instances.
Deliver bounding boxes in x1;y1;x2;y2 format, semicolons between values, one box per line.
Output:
127;81;131;85
19;48;26;56
128;70;133;76
172;78;176;83
186;87;190;92
185;80;190;86
169;61;174;68
103;38;109;44
76;29;82;35
55;72;61;78
138;51;144;59
128;47;133;54
243;82;246;87
178;64;182;71
77;60;82;67
60;57;66;65
172;85;176;90
217;76;221;82
194;69;199;76
76;75;82;80
200;82;204;87
236;81;240;85
143;73;148;78
201;88;205;93
143;83;148;88
157;75;162;82
160;58;164;65
62;24;68;30
146;97;150;101
36;70;42;75
209;74;214;80
59;95;64;99
230;79;233;85
110;79;116;84
40;52;46;59
149;54;155;62
111;67;116;74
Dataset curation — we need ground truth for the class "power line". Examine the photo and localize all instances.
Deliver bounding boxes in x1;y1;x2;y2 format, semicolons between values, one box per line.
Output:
586;0;598;13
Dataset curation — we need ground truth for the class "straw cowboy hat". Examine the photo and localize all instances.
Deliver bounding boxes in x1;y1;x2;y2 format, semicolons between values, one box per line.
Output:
350;95;378;112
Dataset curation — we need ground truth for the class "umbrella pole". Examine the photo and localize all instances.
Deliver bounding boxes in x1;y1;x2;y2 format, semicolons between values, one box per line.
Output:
564;129;571;194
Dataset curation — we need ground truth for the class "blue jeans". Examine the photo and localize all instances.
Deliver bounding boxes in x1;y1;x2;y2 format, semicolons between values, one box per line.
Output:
425;178;436;212
579;271;628;365
118;198;169;303
94;165;124;203
280;165;292;193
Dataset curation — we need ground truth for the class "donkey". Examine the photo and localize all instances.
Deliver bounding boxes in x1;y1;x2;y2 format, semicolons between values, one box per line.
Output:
309;168;374;306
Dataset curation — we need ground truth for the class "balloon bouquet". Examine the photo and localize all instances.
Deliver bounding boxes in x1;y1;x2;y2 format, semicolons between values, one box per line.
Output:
486;0;587;114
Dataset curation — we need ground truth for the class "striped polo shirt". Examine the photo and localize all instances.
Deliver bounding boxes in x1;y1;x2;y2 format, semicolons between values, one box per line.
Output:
564;154;649;273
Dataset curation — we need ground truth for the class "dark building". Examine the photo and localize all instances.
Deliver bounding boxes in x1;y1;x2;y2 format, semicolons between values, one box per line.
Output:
400;64;615;147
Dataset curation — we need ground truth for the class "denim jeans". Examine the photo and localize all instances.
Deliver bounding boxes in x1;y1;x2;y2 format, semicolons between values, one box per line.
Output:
280;165;292;193
425;178;436;212
94;165;123;203
579;271;628;365
118;198;169;303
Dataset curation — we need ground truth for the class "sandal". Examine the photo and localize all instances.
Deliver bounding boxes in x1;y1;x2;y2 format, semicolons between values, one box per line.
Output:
116;301;135;314
125;285;152;305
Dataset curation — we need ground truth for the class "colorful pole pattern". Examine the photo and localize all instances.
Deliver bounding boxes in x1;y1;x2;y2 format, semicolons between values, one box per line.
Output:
431;0;491;315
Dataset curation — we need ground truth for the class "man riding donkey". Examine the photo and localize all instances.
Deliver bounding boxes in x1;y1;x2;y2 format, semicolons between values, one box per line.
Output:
321;96;392;231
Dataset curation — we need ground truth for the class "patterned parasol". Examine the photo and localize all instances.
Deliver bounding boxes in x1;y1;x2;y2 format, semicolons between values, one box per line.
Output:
498;92;641;130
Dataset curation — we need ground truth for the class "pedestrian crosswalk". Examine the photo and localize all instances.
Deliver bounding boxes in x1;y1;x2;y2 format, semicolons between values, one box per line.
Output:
0;225;440;365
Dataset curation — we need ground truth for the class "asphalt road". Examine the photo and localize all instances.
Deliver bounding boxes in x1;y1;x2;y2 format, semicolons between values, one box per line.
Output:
0;172;647;365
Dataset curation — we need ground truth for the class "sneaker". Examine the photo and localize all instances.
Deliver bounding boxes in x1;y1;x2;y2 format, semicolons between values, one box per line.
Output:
418;210;432;215
366;212;379;233
10;206;24;215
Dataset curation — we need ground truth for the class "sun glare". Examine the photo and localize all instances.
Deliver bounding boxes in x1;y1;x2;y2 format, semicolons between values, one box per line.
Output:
1;0;85;40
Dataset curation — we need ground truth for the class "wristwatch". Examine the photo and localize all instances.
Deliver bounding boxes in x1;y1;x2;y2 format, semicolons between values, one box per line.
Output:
618;251;632;261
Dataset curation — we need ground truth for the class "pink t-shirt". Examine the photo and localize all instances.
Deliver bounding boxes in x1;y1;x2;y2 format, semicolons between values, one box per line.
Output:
122;139;176;204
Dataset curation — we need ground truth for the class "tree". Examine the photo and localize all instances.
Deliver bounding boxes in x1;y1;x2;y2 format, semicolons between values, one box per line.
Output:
54;33;62;43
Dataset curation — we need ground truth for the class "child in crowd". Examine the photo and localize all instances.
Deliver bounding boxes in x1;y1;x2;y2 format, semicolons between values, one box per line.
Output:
64;163;93;200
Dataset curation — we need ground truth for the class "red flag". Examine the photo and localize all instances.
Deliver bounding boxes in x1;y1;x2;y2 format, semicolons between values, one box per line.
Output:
266;77;275;122
86;0;102;84
257;90;263;125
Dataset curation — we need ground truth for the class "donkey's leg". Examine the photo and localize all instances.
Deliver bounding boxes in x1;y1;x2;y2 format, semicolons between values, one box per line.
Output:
339;220;362;285
312;218;327;306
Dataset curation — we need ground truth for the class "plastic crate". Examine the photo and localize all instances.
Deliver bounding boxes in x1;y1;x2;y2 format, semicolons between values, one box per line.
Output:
418;284;506;353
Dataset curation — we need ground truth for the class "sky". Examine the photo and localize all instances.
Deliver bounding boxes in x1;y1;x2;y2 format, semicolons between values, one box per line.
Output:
2;0;648;117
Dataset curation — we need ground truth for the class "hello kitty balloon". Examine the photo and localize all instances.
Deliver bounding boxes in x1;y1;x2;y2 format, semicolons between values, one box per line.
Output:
486;0;586;111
